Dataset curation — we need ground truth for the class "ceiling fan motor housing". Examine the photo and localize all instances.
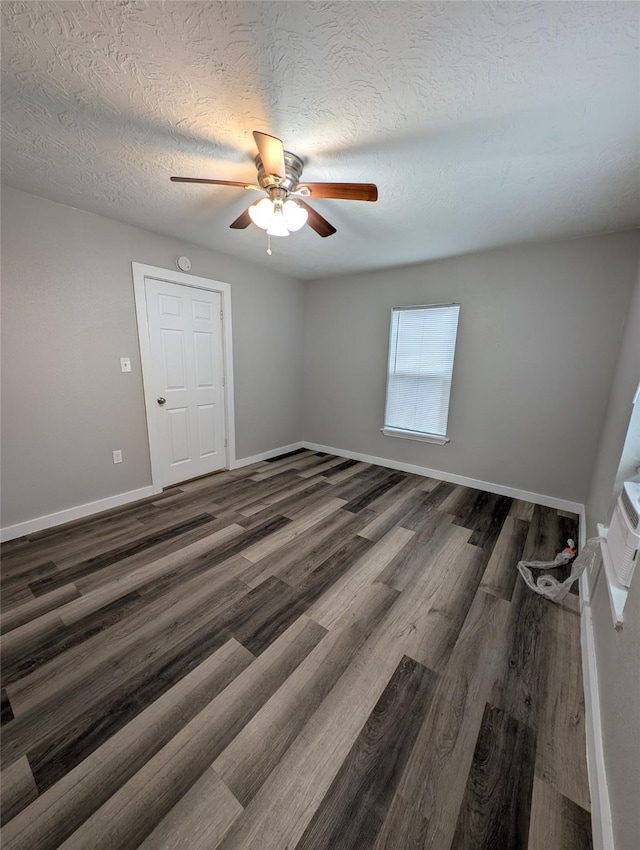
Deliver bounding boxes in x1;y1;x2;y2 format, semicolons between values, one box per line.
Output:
256;150;304;196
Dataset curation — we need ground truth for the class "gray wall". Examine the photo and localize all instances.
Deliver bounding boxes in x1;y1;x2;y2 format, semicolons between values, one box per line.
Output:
587;259;640;530
304;232;640;504
586;261;640;850
1;186;304;528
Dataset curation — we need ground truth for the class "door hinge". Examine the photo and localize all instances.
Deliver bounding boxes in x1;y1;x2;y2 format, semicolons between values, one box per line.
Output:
224;438;228;448
220;310;223;320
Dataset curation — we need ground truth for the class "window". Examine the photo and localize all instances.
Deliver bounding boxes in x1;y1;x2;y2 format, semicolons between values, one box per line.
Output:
383;303;460;444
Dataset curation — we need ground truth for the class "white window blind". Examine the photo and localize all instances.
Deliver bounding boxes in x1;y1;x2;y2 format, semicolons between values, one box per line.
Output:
383;303;460;444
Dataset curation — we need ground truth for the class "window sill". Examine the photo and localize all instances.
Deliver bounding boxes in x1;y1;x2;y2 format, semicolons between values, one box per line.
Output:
381;428;449;445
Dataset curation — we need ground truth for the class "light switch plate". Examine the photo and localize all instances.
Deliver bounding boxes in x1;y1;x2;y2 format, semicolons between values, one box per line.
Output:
120;357;131;373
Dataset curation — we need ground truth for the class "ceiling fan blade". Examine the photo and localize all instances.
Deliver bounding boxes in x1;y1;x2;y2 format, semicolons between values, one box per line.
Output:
297;200;337;238
171;176;260;190
253;131;286;180
229;208;252;229
299;182;378;202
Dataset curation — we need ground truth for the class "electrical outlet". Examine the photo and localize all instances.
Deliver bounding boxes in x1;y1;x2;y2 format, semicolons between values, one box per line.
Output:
112;450;123;464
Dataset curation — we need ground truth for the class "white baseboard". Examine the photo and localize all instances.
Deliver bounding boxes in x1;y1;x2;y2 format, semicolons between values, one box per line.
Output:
2;440;584;541
0;486;155;542
0;442;306;542
231;442;305;469
302;441;584;515
581;602;615;850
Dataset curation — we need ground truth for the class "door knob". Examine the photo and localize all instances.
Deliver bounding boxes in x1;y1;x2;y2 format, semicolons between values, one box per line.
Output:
157;397;166;406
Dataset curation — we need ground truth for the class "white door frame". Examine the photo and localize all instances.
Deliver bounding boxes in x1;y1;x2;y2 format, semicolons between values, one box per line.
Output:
131;262;236;494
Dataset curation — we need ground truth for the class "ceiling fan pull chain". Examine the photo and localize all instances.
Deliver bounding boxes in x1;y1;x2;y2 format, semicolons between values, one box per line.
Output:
267;233;272;256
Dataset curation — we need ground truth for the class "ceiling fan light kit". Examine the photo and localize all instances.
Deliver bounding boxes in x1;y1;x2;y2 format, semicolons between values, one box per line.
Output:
248;195;308;236
171;130;378;245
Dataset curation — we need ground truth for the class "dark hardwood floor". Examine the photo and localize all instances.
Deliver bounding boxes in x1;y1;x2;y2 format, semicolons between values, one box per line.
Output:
0;450;592;849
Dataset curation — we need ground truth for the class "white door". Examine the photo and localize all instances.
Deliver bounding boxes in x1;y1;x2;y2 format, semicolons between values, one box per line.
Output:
145;278;226;487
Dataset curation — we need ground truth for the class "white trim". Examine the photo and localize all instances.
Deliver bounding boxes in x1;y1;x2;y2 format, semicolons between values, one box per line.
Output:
231;442;305;469
579;504;587;549
302;441;584;514
579;571;590;609
131;263;236;491
0;487;155;542
581;601;615;850
596;524;627;630
579;505;590;607
381;427;449;445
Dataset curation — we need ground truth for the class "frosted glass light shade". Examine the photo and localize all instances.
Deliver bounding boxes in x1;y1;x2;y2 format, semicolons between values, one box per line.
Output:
282;200;308;232
248;197;306;236
248;198;274;230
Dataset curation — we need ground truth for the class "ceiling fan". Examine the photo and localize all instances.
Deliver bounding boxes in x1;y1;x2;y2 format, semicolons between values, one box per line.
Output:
171;131;378;239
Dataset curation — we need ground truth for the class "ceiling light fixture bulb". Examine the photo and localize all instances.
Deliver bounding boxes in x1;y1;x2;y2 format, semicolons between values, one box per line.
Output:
282;199;308;232
248;197;275;230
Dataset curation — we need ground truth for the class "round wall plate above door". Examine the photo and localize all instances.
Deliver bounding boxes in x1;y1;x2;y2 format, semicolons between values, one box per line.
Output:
176;256;191;272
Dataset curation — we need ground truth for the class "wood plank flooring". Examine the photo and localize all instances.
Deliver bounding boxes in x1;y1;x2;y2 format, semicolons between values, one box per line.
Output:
0;450;592;849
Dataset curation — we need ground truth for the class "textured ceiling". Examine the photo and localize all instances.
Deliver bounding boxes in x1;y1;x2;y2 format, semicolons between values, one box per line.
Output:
2;1;639;280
